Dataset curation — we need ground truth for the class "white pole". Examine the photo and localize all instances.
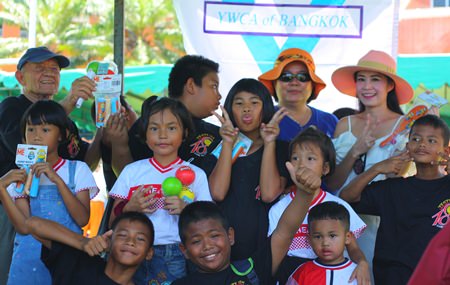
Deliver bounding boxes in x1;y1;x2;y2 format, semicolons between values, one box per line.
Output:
28;0;37;48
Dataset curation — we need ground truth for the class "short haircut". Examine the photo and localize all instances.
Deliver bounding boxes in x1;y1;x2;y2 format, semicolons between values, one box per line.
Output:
168;55;219;99
289;126;336;176
111;211;155;247
332;107;357;120
20;100;70;143
223;78;275;126
410;114;450;146
138;96;194;142
308;201;350;232
178;201;230;244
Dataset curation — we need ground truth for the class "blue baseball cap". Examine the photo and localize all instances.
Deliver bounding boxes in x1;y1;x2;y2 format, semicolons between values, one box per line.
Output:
17;46;70;70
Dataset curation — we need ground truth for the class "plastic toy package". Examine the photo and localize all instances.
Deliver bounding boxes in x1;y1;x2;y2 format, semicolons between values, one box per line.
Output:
15;144;48;197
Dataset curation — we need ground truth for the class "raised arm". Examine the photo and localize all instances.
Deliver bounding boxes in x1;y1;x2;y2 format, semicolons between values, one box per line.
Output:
260;107;288;202
340;151;411;202
326;116;375;191
271;162;319;275
346;234;371;285
208;106;239;202
59;76;96;114
108;114;134;176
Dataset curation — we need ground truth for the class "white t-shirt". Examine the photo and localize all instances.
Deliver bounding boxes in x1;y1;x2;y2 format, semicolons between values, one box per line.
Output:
110;157;212;245
268;189;366;259
8;158;99;199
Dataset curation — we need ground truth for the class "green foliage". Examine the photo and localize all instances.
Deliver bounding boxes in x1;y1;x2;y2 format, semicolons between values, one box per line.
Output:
0;0;185;65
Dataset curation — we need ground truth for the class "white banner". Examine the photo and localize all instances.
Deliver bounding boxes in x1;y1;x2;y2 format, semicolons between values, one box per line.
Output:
173;0;400;112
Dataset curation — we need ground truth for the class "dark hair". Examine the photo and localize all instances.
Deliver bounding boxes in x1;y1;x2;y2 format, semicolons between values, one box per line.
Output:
111;211;155;247
410;114;450;146
138;96;195;143
20;100;70;143
223;78;275;127
168;55;219;99
289;126;336;176
333;107;357;120
355;74;403;115
178;201;230;244
308;201;350;231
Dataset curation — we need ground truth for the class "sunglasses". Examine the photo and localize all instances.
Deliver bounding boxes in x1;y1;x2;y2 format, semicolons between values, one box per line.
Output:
353;153;367;175
278;72;311;83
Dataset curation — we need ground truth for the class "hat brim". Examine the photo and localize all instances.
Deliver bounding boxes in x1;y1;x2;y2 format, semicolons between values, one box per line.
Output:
258;57;326;100
331;66;413;105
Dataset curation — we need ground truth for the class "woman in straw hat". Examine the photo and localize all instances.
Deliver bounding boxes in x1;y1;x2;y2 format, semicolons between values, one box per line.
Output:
327;50;414;282
258;48;338;141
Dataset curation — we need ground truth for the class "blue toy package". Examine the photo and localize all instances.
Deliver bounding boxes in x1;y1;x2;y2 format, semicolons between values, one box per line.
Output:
211;132;253;163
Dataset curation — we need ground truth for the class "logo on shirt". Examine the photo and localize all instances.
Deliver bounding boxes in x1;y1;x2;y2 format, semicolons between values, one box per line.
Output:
432;199;450;228
190;134;215;157
255;185;261;200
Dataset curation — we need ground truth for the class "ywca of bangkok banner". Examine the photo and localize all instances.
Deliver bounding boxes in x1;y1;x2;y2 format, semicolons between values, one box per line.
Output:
173;0;400;111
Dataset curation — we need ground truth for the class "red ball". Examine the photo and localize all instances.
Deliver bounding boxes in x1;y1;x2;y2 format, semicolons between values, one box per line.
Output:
175;166;196;186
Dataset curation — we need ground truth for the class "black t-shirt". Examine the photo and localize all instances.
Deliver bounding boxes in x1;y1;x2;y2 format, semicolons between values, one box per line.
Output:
42;242;119;285
202;140;289;261
352;175;450;270
173;237;273;285
128;117;220;176
0;95;88;177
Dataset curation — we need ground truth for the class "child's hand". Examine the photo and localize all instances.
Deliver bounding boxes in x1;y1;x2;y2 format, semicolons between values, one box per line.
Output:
285;161;321;195
125;185;157;214
350;114;376;158
374;150;411;176
31;162;60;183
212;106;239;144
104;113;128;147
349;259;371;285
432;147;450;174
0;169;27;189
260;107;288;144
82;229;112;256
164;195;186;215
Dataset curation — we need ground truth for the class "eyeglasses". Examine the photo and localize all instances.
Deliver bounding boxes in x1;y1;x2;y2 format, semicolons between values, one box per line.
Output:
278;72;311;83
353;153;367;175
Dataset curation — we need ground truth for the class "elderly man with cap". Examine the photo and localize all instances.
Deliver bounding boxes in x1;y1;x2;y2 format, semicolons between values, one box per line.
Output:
258;48;338;141
0;46;96;284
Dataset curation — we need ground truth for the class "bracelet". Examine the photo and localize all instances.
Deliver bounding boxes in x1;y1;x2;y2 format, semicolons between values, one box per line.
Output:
114;200;128;217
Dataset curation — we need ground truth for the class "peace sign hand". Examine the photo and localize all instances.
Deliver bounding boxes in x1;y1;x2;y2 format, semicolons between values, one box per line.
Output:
212;106;239;144
260;107;288;144
351;114;377;158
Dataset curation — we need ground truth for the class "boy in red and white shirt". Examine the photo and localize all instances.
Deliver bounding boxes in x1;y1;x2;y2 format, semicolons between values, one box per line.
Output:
287;202;358;285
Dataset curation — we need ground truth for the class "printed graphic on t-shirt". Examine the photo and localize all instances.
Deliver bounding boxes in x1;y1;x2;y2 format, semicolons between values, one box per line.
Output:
190;134;215;157
127;184;164;210
432;199;450;228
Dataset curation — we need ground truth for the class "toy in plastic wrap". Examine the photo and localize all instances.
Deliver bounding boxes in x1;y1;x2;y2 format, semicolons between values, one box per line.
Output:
162;177;182;196
212;132;253;163
15;144;47;197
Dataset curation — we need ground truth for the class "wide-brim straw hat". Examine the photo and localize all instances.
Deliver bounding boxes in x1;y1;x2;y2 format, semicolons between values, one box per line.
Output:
331;50;413;105
258;48;326;100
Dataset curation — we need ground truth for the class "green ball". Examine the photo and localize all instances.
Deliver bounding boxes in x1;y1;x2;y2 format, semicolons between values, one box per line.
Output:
162;177;182;196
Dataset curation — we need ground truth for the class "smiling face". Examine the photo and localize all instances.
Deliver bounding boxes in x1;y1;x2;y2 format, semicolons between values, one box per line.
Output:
355;71;394;108
145;109;184;165
180;218;234;273
109;219;154;267
274;61;313;106
290;142;330;177
407;124;446;165
16;59;61;102
309;219;350;265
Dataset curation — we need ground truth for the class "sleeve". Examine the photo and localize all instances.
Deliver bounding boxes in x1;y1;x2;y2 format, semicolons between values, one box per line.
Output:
109;166;132;200
267;196;290;236
350;180;389;216
74;161;99;199
0;98;23;157
191;167;212;202
286;263;308;285
337;199;367;238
